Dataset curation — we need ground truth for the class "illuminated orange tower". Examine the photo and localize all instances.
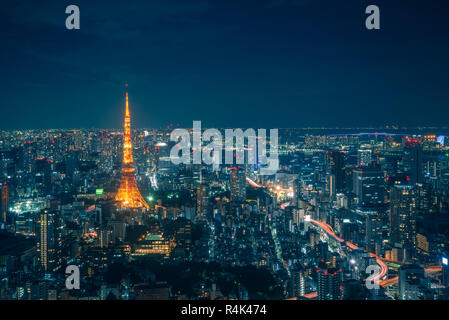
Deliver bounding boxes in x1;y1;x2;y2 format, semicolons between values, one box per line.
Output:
115;89;149;209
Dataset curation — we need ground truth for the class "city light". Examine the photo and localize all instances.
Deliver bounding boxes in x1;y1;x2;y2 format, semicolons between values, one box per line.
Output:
0;1;448;305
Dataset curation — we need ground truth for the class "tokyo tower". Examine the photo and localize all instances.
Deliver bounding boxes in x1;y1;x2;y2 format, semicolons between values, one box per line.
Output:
115;89;149;209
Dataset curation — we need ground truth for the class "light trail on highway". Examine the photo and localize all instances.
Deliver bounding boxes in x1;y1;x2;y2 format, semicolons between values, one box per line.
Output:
247;178;392;290
246;177;263;188
308;219;388;283
278;201;442;289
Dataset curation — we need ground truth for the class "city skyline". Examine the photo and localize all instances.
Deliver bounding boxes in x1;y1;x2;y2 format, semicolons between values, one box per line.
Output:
2;117;449;301
2;0;449;305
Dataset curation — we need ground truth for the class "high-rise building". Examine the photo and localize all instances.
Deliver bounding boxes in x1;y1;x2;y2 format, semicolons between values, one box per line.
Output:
1;181;8;223
403;140;423;184
230;167;246;202
34;158;52;196
353;163;384;206
175;220;192;258
289;264;305;298
196;184;208;219
115;89;149;209
317;262;343;300
328;151;346;193
39;210;48;271
326;174;335;200
37;209;62;273
65;149;80;179
415;182;431;214
398;264;424;300
357;148;372;166
389;185;417;260
360;206;386;254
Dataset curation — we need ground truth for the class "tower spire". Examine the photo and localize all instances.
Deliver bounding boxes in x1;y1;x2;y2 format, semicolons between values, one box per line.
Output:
125;84;130;117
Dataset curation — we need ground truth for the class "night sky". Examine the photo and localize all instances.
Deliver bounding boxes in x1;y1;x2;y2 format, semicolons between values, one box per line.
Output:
1;0;449;129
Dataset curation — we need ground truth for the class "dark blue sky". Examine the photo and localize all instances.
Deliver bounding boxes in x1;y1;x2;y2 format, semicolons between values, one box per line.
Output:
1;0;448;129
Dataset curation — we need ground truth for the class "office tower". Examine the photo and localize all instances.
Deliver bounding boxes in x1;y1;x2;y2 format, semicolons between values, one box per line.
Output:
1;181;8;223
97;228;113;248
344;164;354;192
415;182;431;214
389;185;417;260
398;264;424;300
39;210;48;271
353;163;384;206
315;241;329;262
0;152;6;179
359;253;377;276
108;220;127;242
230;167;246;202
115;89;149;209
425;159;440;180
357;148;372;166
326;174;335;200
65;149;80;179
403;140;423;184
289;264;305;298
317;262;343;300
291;176;299;206
293;208;305;226
341;220;359;244
196;184;208;219
175;220;192;257
328;151;345;193
23;141;37;173
37;209;62;273
34;158;52;196
363;207;385;254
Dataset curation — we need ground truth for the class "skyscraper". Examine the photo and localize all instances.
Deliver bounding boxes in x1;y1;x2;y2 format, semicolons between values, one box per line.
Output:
398;264;424;300
326;174;335;200
1;181;8;223
353;163;384;206
403;140;423;184
357;148;372;166
115;89;149;209
317;262;343;300
389;185;417;260
289;264;305;298
361;206;386;254
38;210;48;271
230;167;246;202
328;151;346;193
196;184;208;219
37;209;62;273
